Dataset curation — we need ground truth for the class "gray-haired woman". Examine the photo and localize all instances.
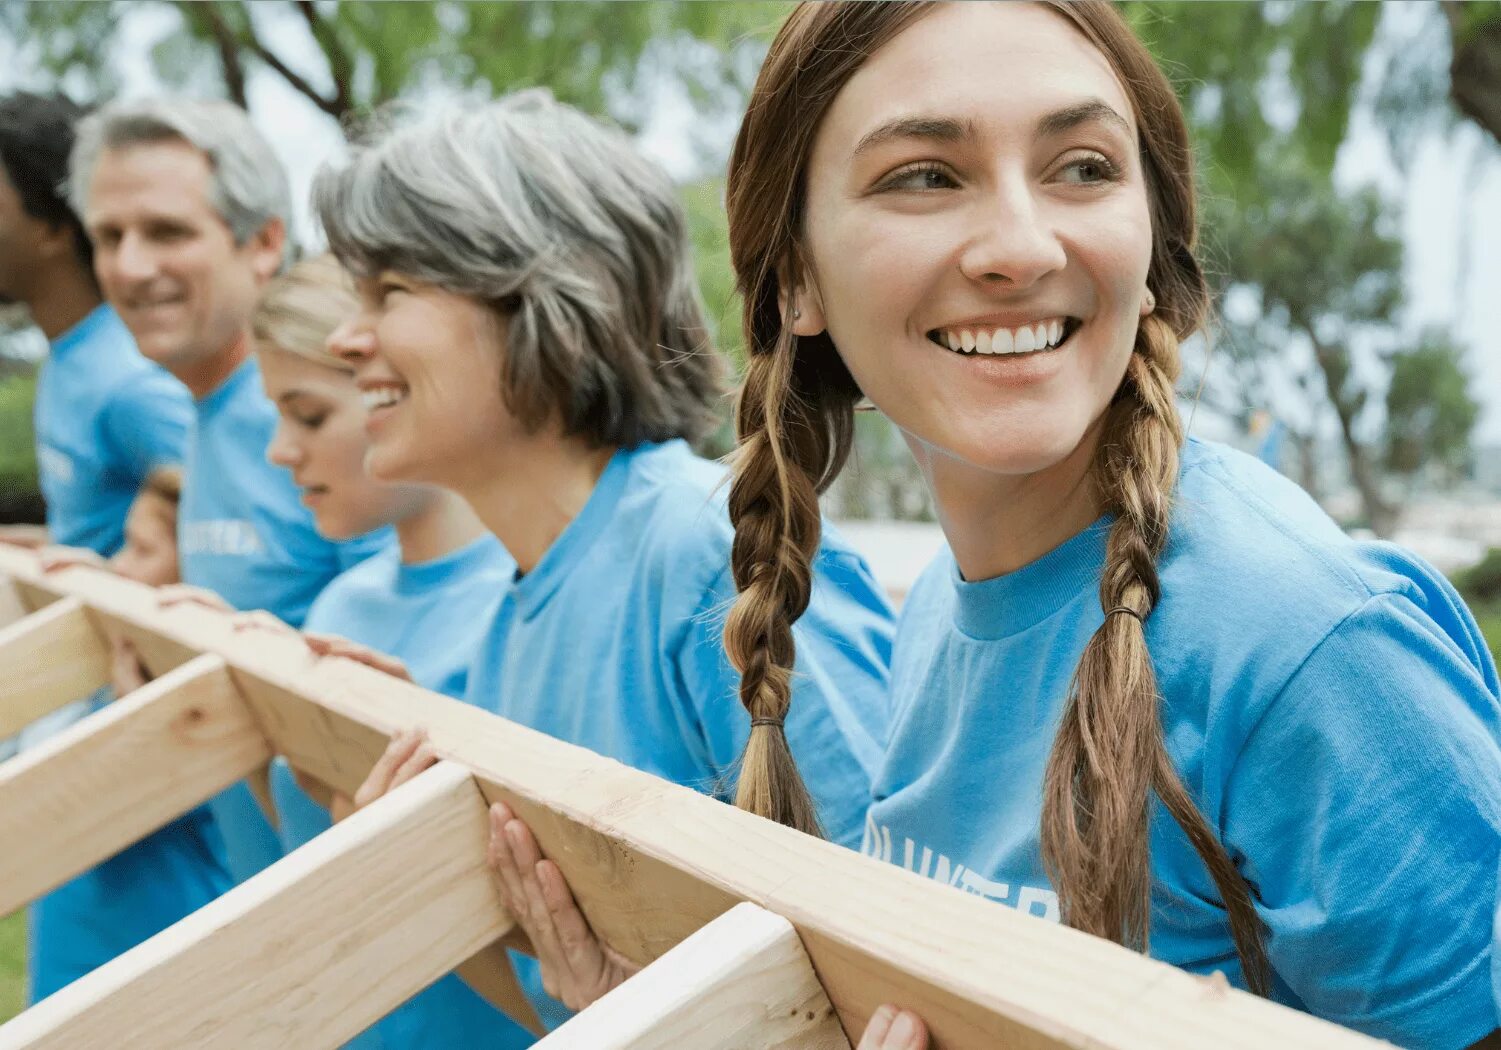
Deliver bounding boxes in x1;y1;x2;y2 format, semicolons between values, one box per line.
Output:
312;90;896;1034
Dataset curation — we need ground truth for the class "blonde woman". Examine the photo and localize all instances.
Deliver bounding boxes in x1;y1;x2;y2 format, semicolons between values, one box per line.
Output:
252;254;532;1049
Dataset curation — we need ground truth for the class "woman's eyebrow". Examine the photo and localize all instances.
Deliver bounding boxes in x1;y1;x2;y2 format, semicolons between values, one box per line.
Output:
1036;98;1132;139
851;116;976;160
849;100;1131;162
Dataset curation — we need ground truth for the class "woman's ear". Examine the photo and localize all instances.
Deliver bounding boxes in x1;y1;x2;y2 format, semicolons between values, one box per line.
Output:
1139;287;1156;318
779;279;828;337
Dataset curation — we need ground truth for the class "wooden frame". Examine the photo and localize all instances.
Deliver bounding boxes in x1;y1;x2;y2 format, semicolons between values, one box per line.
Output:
0;546;1384;1049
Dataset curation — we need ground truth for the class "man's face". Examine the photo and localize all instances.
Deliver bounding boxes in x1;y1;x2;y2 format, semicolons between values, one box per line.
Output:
84;139;283;372
0;164;46;306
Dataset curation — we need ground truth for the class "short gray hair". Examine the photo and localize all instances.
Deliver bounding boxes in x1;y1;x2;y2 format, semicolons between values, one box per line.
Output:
313;89;722;449
68;98;292;270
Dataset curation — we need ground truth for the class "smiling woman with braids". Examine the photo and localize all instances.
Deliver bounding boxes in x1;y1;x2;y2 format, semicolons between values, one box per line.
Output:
729;4;1501;1048
481;4;1501;1049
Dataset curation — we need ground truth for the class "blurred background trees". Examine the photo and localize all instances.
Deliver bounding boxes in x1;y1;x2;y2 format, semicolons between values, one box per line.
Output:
0;0;1497;538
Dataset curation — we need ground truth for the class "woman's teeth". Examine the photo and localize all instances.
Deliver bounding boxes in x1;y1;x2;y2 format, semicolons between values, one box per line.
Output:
935;318;1071;355
360;387;408;411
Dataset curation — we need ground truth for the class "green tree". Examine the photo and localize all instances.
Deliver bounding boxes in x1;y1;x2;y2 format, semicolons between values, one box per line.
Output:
1383;332;1480;484
2;1;782;140
1203;158;1408;534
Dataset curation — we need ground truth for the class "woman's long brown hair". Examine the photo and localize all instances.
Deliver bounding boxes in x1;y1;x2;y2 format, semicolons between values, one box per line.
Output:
722;0;1269;993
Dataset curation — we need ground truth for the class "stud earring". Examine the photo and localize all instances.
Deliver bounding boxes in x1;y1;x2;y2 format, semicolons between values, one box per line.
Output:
792;308;802;320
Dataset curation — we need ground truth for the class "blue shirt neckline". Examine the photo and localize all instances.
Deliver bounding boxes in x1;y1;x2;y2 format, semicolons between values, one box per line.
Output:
50;303;116;358
196;356;260;416
395;533;510;595
949;516;1112;641
510;441;650;620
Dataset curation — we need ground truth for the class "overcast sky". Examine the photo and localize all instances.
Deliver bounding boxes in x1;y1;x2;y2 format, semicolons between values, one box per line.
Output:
3;1;1497;442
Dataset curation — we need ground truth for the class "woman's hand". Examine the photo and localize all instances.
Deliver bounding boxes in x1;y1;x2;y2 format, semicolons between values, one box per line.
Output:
858;1006;927;1050
0;525;49;549
37;545;108;573
486;800;640;1010
157;584;234;613
107;631;150;695
231;610;298;637
330;727;437;822
304;632;413;681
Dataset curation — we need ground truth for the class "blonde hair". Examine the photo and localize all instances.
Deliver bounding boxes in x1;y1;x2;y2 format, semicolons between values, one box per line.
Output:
251;253;357;373
723;1;1268;992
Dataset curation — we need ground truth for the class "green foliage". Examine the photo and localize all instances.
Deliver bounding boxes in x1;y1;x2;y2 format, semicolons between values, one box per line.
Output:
1125;1;1380;198
681;177;741;369
0;1;123;98
0;910;22;1023
1455;548;1501;667
1477;608;1501;667
0;373;38;494
1383;334;1480;479
1456;548;1501;606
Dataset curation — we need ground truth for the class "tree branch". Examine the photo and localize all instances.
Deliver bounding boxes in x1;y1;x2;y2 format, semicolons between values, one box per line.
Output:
295;0;355;119
214;0;345;119
193;3;249;108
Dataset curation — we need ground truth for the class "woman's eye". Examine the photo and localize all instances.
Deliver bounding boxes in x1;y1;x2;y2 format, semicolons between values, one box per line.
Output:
296;413;327;429
881;164;958;192
1056;154;1120;185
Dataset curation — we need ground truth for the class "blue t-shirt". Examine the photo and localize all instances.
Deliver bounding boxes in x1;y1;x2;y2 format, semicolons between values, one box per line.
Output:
465;439;895;1029
181;356;390;884
26;306;222;1004
269;534;534;1049
864;438;1501;1049
28;693;231;1004
34;304;191;556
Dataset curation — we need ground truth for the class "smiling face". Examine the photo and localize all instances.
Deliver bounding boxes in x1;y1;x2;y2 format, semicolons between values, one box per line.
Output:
260;347;432;539
797;1;1154;479
326;273;516;492
84;140;282;375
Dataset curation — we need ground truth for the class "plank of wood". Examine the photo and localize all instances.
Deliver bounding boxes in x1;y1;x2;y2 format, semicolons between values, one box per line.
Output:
0;597;110;738
0;578;30;629
0;761;517;1049
0;550;1388;1050
538;902;848;1049
453;942;547;1037
0;653;270;916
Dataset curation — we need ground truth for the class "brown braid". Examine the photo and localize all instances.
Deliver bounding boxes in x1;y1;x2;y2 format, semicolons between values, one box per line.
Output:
1041;312;1269;994
723;336;825;835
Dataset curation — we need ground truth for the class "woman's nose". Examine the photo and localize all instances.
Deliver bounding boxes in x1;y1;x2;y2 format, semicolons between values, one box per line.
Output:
266;423;303;468
326;314;376;364
957;179;1067;289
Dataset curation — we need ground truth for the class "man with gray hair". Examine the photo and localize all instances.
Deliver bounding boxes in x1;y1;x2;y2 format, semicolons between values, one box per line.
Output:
71;98;389;892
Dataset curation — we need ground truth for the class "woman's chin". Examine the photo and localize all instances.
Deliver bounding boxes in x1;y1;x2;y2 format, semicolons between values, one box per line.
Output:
364;445;431;489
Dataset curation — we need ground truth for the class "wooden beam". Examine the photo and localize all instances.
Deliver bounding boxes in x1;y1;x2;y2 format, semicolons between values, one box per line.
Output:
538;902;848;1049
0;761;519;1049
0;654;270;916
0;597;110;738
0;553;1386;1050
0;578;29;629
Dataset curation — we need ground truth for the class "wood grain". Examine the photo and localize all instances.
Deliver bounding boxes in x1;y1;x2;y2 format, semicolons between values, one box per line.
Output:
0;761;517;1050
0;547;1390;1050
0;597;110;738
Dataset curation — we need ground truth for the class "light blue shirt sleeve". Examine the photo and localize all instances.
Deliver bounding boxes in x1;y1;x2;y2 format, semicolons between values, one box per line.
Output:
99;369;192;480
1226;591;1501;1048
